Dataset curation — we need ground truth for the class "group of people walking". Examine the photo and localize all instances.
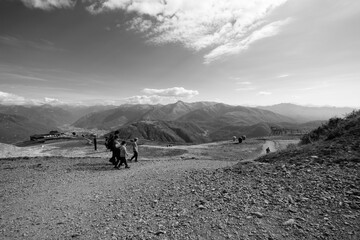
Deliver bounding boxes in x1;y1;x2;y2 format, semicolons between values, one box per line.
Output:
107;131;139;169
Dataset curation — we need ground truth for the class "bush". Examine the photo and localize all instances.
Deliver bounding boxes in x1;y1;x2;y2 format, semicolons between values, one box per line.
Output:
286;143;298;150
300;110;360;145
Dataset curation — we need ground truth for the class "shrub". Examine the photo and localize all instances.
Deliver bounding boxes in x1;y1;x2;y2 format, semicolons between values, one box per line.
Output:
300;110;360;145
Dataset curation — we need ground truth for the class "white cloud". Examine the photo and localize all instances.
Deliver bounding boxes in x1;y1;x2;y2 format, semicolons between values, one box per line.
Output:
2;73;49;82
235;81;254;91
142;87;198;98
237;81;252;85
0;91;66;105
277;74;290;78
236;87;255;91
204;18;292;63
21;0;76;10
127;17;153;33
123;95;166;105
298;81;330;91
0;35;64;51
86;0;290;63
44;97;63;105
258;91;272;95
123;87;198;104
20;0;291;63
0;91;28;105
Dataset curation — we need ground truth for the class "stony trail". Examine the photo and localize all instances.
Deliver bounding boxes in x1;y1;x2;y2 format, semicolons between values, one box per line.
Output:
1;139;267;239
1;157;235;239
4;137;356;240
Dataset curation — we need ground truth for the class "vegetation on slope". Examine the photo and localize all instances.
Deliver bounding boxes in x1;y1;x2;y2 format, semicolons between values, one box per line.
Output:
300;110;360;144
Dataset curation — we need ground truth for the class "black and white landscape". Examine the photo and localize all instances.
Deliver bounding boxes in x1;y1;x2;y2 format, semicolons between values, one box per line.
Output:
1;1;359;239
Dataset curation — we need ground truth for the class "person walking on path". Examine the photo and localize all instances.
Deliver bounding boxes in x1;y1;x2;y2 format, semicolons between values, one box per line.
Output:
108;131;119;165
115;140;130;169
129;137;139;162
93;135;97;151
266;147;271;154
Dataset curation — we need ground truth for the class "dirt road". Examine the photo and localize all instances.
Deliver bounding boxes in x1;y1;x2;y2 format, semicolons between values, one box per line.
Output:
1;138;302;239
261;139;300;155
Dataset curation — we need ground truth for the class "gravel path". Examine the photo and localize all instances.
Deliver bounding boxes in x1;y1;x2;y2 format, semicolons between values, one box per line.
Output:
1;138;313;239
1;157;236;239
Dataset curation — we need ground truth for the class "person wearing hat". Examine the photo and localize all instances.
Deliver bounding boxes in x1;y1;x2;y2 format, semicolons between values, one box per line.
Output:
129;137;139;162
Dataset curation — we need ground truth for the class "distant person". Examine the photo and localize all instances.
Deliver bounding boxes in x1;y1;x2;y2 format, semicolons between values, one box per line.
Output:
93;135;97;151
129;137;139;162
266;147;271;154
238;137;242;144
115;140;130;169
108;130;119;165
232;136;237;142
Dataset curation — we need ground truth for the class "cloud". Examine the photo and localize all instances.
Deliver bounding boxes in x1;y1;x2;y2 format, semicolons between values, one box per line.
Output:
21;0;76;10
123;95;166;105
2;73;49;82
0;91;28;105
204;18;292;63
277;74;290;78
258;91;272;95
127;17;153;33
298;81;330;91
44;97;62;105
0;91;65;105
235;81;254;91
124;87;199;104
142;87;198;98
0;35;64;51
19;1;291;63
86;0;290;63
237;81;252;85
236;87;255;91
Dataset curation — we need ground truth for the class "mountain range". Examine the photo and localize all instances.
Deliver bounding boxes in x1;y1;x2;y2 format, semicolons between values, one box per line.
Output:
0;102;356;144
258;103;354;123
73;101;355;143
0;104;115;143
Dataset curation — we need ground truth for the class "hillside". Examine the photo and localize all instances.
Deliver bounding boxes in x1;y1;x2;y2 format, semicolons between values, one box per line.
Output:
116;120;210;143
256;110;360;164
73;104;155;130
0;104;76;127
0;104;119;143
143;101;217;121
59;105;118;123
209;122;273;141
179;103;294;125
258;103;355;123
74;101;299;143
0;113;56;144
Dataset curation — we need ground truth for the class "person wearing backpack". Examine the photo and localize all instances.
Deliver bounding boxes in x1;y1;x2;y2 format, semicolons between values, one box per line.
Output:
108;130;119;165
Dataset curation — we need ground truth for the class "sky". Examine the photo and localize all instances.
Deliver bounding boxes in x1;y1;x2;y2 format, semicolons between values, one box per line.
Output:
0;0;359;107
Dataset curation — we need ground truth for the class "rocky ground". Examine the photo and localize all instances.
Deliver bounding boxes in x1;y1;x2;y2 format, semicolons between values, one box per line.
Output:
0;136;359;239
